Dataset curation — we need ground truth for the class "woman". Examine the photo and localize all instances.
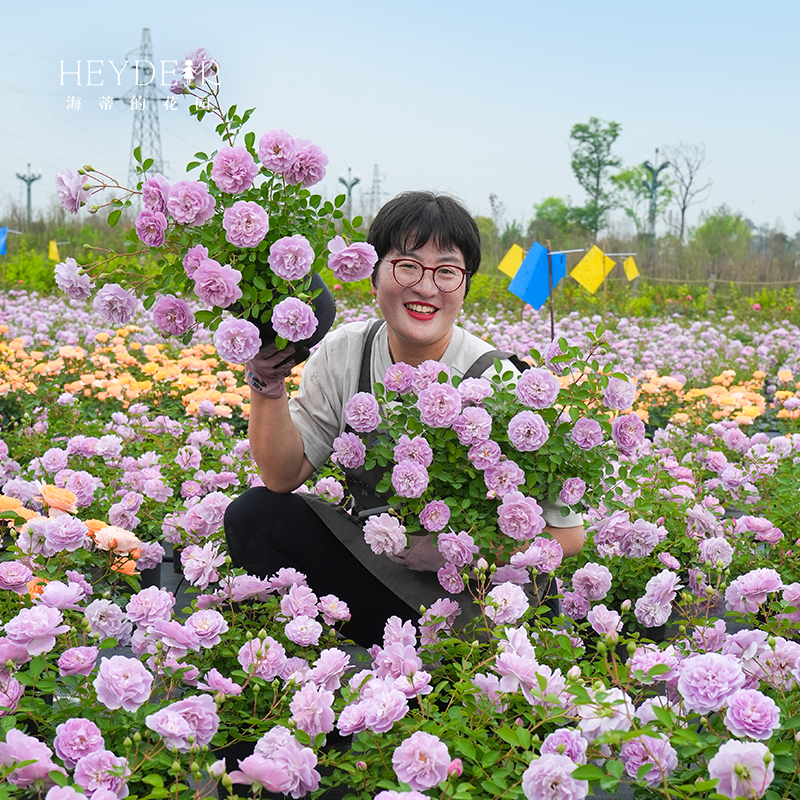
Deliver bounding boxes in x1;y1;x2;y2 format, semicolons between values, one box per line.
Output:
224;191;584;646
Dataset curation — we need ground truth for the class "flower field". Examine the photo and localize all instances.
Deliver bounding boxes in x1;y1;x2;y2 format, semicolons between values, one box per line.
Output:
1;288;800;800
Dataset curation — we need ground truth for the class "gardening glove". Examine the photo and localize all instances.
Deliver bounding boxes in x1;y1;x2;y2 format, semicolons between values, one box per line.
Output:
246;342;309;399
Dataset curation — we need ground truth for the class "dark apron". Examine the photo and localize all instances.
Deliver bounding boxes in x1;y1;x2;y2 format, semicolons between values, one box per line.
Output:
299;320;557;628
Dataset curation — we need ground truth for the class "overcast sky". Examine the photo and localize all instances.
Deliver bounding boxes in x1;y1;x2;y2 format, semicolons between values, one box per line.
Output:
3;0;799;237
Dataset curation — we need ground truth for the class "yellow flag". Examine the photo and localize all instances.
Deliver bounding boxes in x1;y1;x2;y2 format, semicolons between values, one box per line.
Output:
570;245;615;294
497;244;525;278
623;256;639;281
48;240;60;261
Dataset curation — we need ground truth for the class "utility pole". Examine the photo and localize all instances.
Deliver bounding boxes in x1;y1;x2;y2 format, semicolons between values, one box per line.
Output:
16;163;41;226
338;166;360;220
642;148;670;240
367;164;387;222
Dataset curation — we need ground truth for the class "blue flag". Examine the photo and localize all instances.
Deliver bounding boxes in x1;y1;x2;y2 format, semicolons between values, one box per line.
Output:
508;242;566;309
0;227;7;256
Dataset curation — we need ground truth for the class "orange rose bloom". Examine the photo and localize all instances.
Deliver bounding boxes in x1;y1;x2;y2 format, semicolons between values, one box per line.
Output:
39;485;78;513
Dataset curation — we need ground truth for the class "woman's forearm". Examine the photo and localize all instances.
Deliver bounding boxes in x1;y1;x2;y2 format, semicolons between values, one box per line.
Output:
248;391;314;493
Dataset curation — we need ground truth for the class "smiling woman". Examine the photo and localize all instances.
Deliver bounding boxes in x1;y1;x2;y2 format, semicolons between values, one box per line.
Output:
224;191;584;647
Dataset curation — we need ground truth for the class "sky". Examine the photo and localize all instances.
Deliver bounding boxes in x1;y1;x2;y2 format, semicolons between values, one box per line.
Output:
3;0;799;238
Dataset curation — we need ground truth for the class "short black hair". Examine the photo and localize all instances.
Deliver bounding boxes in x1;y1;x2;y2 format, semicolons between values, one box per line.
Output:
367;191;481;294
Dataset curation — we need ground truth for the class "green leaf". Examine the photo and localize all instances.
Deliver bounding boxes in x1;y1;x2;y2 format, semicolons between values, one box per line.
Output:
456;738;476;760
605;760;624;780
572;764;605;781
107;208;122;227
496;726;519;746
244;131;255;149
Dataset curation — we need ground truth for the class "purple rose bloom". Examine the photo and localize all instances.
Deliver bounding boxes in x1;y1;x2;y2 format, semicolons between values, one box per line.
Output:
213;318;261;364
484;459;525;497
603;376;637;410
383;362;415;394
678;653;745;714
197;667;242;697
521;753;589;800
515;367;560;409
211;145;259;193
620;734;678;786
73;749;130;798
619;519;661;559
540;728;588;764
126;585;174;628
185;609;229;648
560;477;586;505
469;439;502;470
92;283;138;326
587;604;623;641
392;730;450;791
362;513;406;556
413;360;450;392
43;515;90;553
437;530;477;566
58;646;99;677
146;694;220;751
271;296;318;342
55;257;93;301
561;590;591;619
268;234;315;280
510;536;563;574
344;392;381;432
725;568;784;614
93;655;154;712
167;180;216;227
141;173;170;213
222;200;269;248
420;500;451;533
54;718;104;768
0;728;63;788
707;740;774;800
699;536;734;567
453;406;492;445
4;606;70;656
458;376;493;405
55;169;89;213
182;244;208;278
283;138;328;187
257;129;298;173
438;563;465;594
289;682;335;738
0;676;23;715
326;236;378;282
498;491;545;540
723;689;780;740
485;582;529;625
508;410;549;451
0;562;34;593
193;258;243;308
135;208;167;247
611;413;645;456
152;295;195;336
393;435;433;466
417;382;461;428
36;581;85;610
572;563;612;601
237;637;287;680
391;461;429;498
332;432;366;469
570;417;603;449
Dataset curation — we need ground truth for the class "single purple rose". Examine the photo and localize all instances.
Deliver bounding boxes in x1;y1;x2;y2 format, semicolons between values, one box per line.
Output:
257;129;298;173
391;461;429;498
332;432;366;469
540;728;588;764
725;568;784;614
393;435;433;466
54;257;93;301
182;244;208;278
271;296;318;342
145;694;220;751
211;145;259;193
58;646;99;677
384;362;415;394
268;234;315;280
723;689;780;740
213;318;262;364
222;200;269;248
167;180;215;226
193;258;243;308
515;367;560;409
521;753;589;800
392;730;450;791
707;740;774;800
469;439;502;470
571;417;603;449
603;376;637;410
0;562;34;593
417;382;461;428
141;174;170;213
560;476;586;505
438;563;465;594
484;459;525;497
420;500;451;533
54;718;104;768
611;413;645;456
152;295;195;336
572;562;612;601
458;376;493;405
677;652;745;714
326;236;378;282
73;749;130;798
507;410;549;451
497;490;545;541
55;169;89;213
453;406;492;445
485;582;529;625
587;604;623;641
283;138;328;187
93;655;154;712
344;392;381;432
620;734;678;786
362;513;406;556
436;529;477;566
92;283;138;326
0;728;63;788
4;606;70;656
135;208;167;247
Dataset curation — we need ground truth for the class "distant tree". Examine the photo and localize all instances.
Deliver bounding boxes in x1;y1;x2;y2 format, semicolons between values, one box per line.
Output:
531;197;575;237
611;165;673;235
691;205;751;291
569;117;622;237
663;142;712;241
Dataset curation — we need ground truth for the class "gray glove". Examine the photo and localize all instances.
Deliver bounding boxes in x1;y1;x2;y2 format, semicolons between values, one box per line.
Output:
246;343;309;399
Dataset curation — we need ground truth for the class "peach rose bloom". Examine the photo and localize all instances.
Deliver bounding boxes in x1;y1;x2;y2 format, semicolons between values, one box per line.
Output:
39;485;78;514
0;496;22;512
94;525;142;554
84;519;109;539
112;558;139;575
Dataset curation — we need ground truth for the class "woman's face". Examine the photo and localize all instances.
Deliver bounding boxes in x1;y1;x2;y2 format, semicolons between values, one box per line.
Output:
373;238;466;366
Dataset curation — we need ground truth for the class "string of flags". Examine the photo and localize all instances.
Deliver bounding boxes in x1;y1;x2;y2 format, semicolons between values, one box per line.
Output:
500;242;639;309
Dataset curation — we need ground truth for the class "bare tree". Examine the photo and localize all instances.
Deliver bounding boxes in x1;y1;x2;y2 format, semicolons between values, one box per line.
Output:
663;142;712;241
